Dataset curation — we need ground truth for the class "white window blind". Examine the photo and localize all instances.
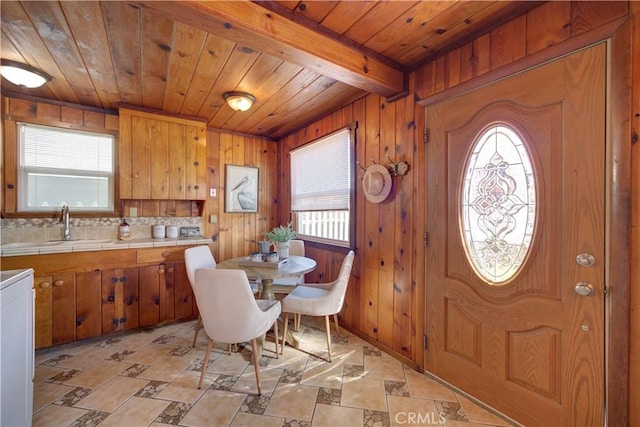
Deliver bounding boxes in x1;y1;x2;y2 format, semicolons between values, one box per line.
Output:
291;128;351;212
18;123;114;212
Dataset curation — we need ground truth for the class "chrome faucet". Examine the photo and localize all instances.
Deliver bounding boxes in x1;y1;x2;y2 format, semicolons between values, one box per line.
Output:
60;204;71;241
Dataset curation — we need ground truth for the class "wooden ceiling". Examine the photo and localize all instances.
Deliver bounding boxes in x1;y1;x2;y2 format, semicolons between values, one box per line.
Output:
0;1;540;139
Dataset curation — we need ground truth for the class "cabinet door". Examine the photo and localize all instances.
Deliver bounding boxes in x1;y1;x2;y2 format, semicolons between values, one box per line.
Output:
139;265;161;327
121;268;139;331
102;268;139;333
101;271;119;334
52;273;75;345
33;276;52;349
169;123;187;200
185;124;207;200
76;271;102;340
149;119;170;199
173;262;194;320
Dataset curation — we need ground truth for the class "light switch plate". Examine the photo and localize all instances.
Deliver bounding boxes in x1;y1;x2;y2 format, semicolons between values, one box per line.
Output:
209;188;217;198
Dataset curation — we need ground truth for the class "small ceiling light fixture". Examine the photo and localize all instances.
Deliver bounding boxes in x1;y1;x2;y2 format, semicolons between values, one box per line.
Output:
223;91;256;112
0;59;52;88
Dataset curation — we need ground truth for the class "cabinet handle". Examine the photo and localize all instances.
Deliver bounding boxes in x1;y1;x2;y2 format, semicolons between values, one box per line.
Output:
119;276;127;283
112;318;119;326
53;280;64;287
111;277;118;283
162;252;171;258
167;267;174;274
158;268;165;275
154;297;160;305
194;185;199;190
120;317;127;324
107;295;115;303
193;161;199;166
39;282;51;289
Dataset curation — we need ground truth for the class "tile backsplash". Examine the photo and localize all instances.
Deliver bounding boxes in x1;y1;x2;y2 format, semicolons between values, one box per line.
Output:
0;216;202;244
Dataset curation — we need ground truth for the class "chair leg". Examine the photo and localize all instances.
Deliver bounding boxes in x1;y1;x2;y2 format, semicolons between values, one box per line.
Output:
198;339;213;389
192;315;202;347
325;315;332;362
273;317;279;359
281;312;290;354
294;313;301;331
333;313;340;336
250;338;262;395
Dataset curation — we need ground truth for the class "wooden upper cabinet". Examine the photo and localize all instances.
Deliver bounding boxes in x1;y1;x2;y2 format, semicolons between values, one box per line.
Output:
119;108;207;200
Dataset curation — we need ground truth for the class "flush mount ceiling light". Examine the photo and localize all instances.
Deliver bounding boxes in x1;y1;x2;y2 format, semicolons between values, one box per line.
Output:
223;91;256;112
0;59;52;88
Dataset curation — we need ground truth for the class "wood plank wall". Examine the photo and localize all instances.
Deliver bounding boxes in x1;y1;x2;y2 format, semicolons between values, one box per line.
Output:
275;3;638;420
203;130;278;263
277;81;419;363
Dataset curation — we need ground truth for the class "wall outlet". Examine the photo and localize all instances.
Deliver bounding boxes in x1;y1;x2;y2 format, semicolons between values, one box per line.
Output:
209;214;217;224
209;188;217;198
130;207;137;217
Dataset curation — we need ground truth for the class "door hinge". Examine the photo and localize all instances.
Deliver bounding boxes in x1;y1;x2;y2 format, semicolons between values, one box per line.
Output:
424;232;429;247
423;127;430;144
423;335;428;350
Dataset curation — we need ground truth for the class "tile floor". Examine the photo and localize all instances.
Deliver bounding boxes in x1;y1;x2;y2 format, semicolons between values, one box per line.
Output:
32;316;516;427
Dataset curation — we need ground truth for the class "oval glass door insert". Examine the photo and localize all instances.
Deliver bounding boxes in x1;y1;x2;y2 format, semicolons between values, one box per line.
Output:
461;124;536;284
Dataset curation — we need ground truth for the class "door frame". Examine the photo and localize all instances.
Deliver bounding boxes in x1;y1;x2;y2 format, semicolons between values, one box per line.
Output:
415;16;632;426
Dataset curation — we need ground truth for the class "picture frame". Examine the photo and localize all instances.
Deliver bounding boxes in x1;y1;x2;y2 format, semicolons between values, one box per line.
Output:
225;164;259;213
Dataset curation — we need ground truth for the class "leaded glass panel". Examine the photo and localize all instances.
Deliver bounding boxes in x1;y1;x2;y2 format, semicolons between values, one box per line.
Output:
461;124;536;284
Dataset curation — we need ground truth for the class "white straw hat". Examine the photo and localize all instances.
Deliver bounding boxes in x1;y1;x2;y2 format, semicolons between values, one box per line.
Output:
362;164;392;203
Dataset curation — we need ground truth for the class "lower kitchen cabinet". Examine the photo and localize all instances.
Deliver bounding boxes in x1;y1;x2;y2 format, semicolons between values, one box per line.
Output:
5;245;202;349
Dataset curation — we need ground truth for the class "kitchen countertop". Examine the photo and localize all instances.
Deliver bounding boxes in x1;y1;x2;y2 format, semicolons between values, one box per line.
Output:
0;237;212;257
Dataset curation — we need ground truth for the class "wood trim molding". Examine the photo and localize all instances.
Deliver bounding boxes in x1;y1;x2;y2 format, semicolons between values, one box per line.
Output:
607;16;632;427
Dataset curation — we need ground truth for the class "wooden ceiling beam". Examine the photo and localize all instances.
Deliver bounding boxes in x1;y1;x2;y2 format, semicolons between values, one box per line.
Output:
136;0;406;98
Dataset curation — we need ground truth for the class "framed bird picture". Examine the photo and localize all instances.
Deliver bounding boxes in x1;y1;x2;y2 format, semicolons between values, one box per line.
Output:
225;164;259;213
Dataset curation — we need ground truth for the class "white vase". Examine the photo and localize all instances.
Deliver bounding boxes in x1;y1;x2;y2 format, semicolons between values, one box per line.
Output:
275;241;290;259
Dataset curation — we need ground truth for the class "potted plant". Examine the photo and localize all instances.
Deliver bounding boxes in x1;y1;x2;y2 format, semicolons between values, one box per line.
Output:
263;222;297;258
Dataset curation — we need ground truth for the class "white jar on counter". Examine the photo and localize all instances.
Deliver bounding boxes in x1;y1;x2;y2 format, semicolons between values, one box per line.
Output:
166;225;179;239
152;225;166;239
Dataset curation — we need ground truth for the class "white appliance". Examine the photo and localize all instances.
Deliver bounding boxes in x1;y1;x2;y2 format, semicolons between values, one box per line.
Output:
1;268;34;427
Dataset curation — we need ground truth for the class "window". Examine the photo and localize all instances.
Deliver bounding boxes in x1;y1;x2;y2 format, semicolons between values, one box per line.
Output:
460;124;536;284
18;123;115;212
290;126;355;247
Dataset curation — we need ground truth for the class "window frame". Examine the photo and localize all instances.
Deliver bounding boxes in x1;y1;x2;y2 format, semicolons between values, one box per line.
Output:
289;123;357;249
16;122;116;214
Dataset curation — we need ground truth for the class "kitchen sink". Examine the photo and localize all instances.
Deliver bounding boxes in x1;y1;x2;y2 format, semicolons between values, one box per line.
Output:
49;239;115;245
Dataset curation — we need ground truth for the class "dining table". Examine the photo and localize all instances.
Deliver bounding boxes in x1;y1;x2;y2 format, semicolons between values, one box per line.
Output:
216;255;317;300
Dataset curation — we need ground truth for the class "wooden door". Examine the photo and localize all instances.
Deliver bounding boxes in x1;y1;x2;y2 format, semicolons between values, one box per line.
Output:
33;276;52;349
51;273;75;345
76;271;102;340
138;265;161;327
425;45;605;426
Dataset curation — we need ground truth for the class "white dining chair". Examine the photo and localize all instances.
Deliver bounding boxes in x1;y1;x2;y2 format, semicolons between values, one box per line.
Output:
193;268;281;394
271;239;306;329
280;250;355;362
184;245;217;348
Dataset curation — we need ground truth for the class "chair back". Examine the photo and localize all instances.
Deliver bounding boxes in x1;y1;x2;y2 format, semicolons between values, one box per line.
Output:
184;246;216;285
289;239;305;257
325;250;355;313
193;268;281;343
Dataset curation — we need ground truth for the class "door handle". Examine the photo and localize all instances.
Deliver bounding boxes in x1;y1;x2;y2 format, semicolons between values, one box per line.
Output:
575;282;595;297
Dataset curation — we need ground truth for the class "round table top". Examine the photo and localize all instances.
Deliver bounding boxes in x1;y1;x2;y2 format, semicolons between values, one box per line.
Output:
217;255;316;280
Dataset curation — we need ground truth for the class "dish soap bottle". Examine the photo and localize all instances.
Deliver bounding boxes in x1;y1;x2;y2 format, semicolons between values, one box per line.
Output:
119;218;131;240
